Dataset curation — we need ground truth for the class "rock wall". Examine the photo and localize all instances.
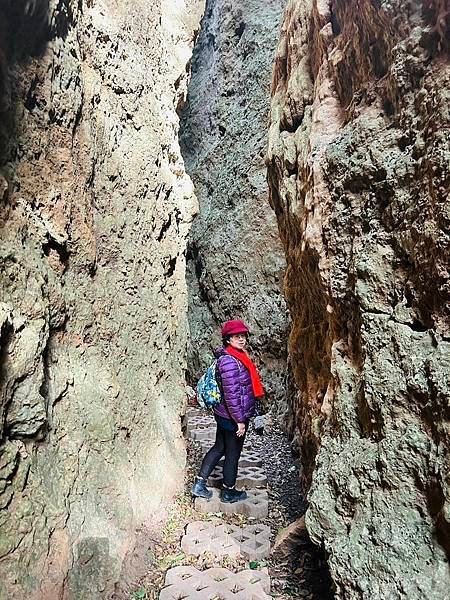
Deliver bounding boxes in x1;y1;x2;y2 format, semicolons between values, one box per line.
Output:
180;0;289;407
0;1;204;598
267;0;450;597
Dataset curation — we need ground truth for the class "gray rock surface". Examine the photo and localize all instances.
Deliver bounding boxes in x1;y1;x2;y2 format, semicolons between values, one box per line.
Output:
0;1;204;597
180;0;289;408
267;0;450;598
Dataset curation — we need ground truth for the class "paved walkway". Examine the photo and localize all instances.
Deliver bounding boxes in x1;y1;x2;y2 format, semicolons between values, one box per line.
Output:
159;408;272;599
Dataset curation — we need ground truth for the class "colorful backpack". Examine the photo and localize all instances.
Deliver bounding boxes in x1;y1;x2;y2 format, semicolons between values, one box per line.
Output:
196;360;222;409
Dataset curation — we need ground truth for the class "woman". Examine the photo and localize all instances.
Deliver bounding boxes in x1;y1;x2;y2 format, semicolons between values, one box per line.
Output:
192;319;264;503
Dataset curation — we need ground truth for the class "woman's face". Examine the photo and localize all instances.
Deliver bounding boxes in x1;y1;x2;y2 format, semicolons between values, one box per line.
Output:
228;333;247;350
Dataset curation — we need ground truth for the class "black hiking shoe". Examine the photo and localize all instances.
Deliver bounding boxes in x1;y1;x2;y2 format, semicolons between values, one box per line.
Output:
191;477;213;499
220;487;248;504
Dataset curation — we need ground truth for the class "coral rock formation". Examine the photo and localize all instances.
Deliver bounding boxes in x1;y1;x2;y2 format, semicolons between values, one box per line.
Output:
268;0;450;597
0;1;204;597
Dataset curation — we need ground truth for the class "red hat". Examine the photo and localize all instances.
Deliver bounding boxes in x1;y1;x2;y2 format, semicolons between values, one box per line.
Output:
221;319;250;337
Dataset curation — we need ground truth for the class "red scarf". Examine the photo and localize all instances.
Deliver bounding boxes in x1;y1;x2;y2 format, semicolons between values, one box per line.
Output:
226;346;264;398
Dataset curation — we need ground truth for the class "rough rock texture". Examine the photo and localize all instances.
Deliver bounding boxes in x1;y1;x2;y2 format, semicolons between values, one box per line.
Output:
180;0;289;407
0;1;204;598
267;0;450;598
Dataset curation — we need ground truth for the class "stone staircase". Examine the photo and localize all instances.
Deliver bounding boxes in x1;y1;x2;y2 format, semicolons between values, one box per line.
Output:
159;407;272;599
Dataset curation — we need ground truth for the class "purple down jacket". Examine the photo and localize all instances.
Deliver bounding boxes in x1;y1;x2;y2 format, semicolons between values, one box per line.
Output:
213;347;256;423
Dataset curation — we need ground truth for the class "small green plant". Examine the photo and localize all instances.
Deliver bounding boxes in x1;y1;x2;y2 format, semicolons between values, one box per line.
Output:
131;588;148;600
158;551;186;570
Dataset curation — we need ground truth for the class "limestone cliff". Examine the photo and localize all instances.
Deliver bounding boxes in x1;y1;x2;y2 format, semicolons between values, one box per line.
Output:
268;0;450;597
180;0;289;407
0;1;204;597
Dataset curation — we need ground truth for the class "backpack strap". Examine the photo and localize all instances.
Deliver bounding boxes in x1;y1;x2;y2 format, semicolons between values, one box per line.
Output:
215;354;241;374
215;354;241;398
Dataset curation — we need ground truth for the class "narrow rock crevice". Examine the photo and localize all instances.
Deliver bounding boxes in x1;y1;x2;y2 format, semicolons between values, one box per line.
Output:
0;0;448;598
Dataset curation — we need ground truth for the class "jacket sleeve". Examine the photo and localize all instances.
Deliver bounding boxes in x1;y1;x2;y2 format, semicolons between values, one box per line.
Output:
218;356;244;423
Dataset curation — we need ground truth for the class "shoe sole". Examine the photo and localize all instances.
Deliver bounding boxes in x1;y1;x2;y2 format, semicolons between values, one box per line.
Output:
220;495;248;504
192;492;213;500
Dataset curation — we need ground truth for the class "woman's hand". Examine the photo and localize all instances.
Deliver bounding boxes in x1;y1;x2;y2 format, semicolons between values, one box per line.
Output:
236;422;246;437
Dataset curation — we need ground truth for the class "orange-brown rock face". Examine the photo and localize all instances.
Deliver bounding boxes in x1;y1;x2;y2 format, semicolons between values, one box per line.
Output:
268;1;449;597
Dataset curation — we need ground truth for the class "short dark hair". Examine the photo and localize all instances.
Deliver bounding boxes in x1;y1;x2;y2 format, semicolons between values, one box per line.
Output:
222;333;248;346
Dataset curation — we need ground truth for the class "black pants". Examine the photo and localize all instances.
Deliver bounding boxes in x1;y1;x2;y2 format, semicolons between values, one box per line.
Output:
199;424;246;488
